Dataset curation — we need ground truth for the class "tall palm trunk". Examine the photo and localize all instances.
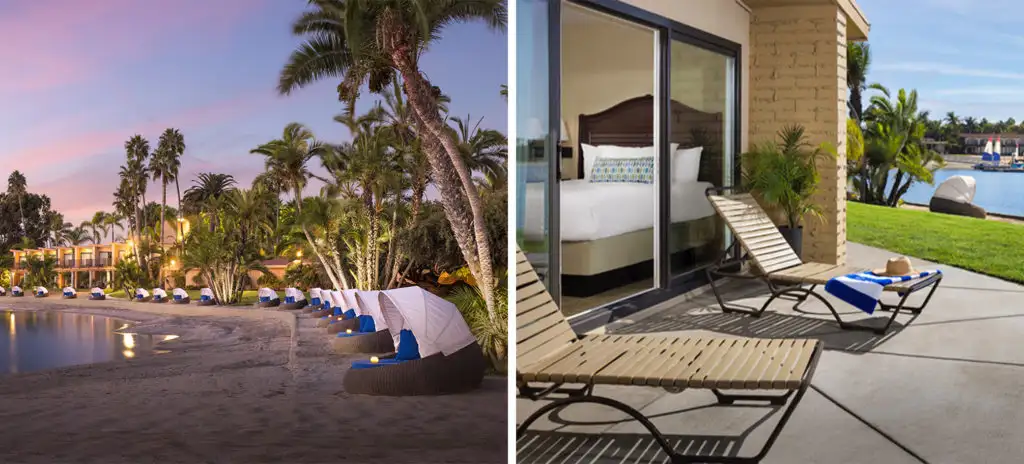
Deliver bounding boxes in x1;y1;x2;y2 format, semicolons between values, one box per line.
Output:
394;55;496;320
175;177;183;256
159;179;167;287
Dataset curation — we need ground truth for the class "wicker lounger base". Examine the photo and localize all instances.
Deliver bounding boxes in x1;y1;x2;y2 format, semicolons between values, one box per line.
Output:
34;295;48;298
315;317;334;328
88;295;106;300
135;297;151;303
151;299;168;304
62;295;76;299
171;297;190;304
281;301;307;310
196;300;216;306
344;342;487;396
326;318;360;334
331;329;395;354
11;294;23;297
256;298;281;308
302;306;318;313
310;309;332;318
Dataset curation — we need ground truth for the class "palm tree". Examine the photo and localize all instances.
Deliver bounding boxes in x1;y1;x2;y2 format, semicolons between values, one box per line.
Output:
278;0;505;316
151;130;183;284
250;123;348;289
7;171;27;230
158;129;186;241
45;212;71;247
123;135;150;261
66;226;92;245
182;173;237;230
945;111;960;132
450;115;508;183
964;116;979;134
863;84;942;206
847;41;870;122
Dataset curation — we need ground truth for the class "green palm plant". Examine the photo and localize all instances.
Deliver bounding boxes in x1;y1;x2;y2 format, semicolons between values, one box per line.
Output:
66;226;92;245
182;172;237;230
278;0;505;319
7;171;27;230
251;123;349;289
742;125;836;231
23;254;57;289
847;42;870;122
151;128;184;284
449;114;508;185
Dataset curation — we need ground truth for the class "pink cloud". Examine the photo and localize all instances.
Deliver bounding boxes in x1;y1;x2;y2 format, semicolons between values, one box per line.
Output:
9;89;277;174
0;0;267;93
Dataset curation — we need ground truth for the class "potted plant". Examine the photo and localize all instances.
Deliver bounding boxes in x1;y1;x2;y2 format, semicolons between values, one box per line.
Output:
741;125;836;256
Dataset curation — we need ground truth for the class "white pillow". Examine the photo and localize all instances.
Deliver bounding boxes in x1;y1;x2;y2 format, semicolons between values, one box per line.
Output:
581;144;603;181
672;146;704;184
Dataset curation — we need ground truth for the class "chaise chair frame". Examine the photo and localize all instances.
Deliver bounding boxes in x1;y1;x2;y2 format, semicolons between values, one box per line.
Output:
705;187;942;335
515;249;822;464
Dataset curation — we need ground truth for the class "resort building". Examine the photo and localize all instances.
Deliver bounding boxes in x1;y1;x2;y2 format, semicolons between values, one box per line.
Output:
516;0;868;329
10;219;289;289
960;133;1024;155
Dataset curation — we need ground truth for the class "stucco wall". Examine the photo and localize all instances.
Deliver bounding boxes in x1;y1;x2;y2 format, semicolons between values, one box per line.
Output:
560;0;750;178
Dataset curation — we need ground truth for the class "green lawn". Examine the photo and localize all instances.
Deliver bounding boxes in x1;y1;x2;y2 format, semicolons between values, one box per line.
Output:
105;289;263;305
848;202;1024;284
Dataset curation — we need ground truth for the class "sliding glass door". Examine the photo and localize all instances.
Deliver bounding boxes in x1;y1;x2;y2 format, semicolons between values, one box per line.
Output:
515;0;741;322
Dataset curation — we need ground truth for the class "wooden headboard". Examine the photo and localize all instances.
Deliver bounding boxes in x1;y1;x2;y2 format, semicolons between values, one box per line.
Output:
576;95;724;180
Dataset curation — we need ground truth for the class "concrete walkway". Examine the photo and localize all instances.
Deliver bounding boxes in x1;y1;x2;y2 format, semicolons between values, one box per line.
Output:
517;243;1024;463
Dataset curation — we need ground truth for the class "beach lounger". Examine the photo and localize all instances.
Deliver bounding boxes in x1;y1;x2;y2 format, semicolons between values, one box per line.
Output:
134;288;151;302
331;290;394;354
11;286;23;297
305;288;323;313
256;288;280;308
0;286;7;296
311;291;334;317
516;248;822;464
325;289;361;333
34;287;48;298
151;288;168;303
705;189;942;335
343;286;485;396
171;288;190;304
89;287;106;301
317;290;356;328
281;288;306;309
197;288;216;306
62;287;77;299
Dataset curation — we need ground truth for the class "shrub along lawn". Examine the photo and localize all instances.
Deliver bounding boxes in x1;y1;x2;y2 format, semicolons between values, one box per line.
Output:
847;202;1024;284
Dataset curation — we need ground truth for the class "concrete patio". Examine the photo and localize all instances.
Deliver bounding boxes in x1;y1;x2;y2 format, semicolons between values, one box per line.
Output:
516;242;1024;463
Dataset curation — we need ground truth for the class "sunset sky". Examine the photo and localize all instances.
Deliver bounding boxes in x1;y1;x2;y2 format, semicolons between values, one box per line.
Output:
0;0;507;225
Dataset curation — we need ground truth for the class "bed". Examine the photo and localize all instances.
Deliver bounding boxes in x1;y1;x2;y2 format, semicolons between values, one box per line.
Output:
522;95;727;297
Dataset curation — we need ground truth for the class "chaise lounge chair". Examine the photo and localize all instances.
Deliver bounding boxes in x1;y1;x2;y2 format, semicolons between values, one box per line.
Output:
311;291;335;318
62;287;77;299
343;286;485;396
171;288;190;304
11;286;23;297
326;289;361;334
35;287;49;298
281;288;307;309
134;288;151;302
256;288;280;308
0;286;7;296
151;288;168;303
88;287;106;301
515;248;822;464
331;290;394;354
317;290;357;328
705;189;942;335
196;288;216;306
304;288;323;313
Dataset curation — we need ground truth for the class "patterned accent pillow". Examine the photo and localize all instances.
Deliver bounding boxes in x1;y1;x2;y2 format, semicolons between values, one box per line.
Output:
589;157;655;184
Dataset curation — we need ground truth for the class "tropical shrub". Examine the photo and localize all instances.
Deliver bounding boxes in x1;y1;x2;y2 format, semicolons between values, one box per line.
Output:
742;125;835;228
446;283;508;375
256;272;283;289
112;256;145;298
22;254;57;288
283;262;323;288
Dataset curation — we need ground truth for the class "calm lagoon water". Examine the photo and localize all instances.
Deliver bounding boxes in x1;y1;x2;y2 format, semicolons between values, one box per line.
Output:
899;169;1024;217
0;311;162;374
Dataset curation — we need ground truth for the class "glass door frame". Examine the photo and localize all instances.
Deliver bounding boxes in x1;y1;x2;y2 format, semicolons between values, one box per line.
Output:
549;0;743;329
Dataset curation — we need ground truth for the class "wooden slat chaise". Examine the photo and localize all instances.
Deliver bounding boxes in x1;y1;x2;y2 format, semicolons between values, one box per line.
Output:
516;248;823;464
704;188;942;335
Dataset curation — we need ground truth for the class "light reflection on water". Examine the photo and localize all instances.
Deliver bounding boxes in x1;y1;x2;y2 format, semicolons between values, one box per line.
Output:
0;311;170;374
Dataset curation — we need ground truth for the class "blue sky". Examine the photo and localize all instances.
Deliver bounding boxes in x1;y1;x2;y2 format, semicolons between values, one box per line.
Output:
861;0;1024;122
0;0;507;224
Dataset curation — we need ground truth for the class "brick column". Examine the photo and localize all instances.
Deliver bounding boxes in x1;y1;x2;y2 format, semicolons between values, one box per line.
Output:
749;5;849;265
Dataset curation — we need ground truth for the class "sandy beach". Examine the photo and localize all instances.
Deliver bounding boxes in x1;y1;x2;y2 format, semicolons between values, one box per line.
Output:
0;298;506;464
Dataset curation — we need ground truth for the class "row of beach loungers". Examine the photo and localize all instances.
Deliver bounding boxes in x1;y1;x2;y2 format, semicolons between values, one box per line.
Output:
0;283;485;397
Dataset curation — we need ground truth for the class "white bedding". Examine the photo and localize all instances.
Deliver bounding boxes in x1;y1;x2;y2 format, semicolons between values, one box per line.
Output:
522;179;716;242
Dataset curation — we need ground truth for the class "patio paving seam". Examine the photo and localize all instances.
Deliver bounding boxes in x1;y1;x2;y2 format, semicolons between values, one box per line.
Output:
856;350;1024;369
810;383;930;464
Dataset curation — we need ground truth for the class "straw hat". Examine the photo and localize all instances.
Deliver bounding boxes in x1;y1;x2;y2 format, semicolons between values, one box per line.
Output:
873;256;916;277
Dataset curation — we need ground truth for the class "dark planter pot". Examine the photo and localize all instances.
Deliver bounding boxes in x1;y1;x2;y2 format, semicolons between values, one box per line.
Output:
777;226;803;257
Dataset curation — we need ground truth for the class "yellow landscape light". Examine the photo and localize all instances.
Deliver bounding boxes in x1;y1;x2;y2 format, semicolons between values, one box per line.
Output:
370;356;379;364
346;329;352;334
296;250;302;258
170;259;176;266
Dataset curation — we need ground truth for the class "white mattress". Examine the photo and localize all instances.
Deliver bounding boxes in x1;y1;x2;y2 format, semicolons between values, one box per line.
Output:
522;180;716;242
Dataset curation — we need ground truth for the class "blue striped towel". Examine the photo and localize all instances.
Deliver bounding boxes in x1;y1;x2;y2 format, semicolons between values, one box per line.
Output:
824;270;941;314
